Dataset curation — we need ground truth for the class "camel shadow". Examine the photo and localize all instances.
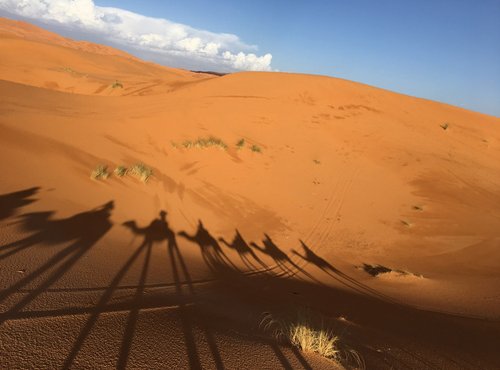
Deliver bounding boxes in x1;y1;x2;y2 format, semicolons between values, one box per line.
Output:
0;187;40;222
219;229;267;270
178;220;237;273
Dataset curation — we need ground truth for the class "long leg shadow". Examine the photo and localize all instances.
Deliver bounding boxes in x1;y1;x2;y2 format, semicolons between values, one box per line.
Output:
292;240;395;302
176;220;225;369
64;211;168;369
0;187;40;222
0;201;114;325
250;234;318;282
219;229;267;271
179;220;238;274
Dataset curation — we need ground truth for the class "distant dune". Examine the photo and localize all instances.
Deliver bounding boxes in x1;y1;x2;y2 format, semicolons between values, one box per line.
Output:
1;17;499;369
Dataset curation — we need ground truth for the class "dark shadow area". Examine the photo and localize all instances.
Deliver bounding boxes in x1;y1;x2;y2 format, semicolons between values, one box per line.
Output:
0;187;40;221
0;201;114;325
219;229;266;270
179;220;237;273
3;200;499;369
362;263;393;277
292;240;396;302
250;234;317;281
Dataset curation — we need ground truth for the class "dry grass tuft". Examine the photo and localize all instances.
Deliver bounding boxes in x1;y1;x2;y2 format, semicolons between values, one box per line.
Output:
260;311;340;360
114;165;127;177
91;165;109;180
181;136;228;150
250;144;262;153
130;163;153;182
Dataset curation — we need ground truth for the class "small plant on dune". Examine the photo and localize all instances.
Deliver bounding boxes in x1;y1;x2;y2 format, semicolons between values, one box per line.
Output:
181;136;227;150
313;159;321;164
130;163;153;182
114;165;128;177
112;80;123;89
250;144;262;153
236;138;245;149
91;165;109;180
440;123;449;130
260;311;341;361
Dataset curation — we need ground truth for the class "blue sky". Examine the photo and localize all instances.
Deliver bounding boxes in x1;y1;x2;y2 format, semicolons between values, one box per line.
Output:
1;0;499;116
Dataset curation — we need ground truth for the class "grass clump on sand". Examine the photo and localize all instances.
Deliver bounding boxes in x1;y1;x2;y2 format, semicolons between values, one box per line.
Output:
181;136;228;150
114;165;127;177
112;80;123;89
130;163;153;182
91;165;110;180
440;123;449;130
236;138;245;149
260;311;340;361
250;144;262;153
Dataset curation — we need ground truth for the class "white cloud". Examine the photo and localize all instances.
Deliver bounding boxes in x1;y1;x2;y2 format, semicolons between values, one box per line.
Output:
0;0;273;71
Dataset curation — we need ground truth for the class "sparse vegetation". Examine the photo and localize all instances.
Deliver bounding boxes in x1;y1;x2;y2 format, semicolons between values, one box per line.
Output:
440;123;449;130
130;163;153;182
400;219;411;227
114;165;127;177
412;205;423;211
313;159;321;164
260;311;340;361
91;165;109;180
112;80;123;89
236;138;245;149
250;144;262;153
362;264;393;277
181;136;228;150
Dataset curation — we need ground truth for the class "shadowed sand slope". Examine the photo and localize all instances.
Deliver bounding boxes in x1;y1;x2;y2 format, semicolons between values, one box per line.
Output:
1;18;500;369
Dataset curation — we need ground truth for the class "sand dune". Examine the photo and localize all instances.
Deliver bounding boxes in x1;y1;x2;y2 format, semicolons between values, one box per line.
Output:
1;17;500;369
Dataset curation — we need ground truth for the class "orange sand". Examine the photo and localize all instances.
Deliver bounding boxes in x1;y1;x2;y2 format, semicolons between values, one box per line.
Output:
1;17;499;369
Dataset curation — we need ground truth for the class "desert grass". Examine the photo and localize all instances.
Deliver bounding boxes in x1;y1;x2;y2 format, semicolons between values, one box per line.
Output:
130;163;153;182
181;136;228;150
313;159;321;164
236;138;245;149
440;123;449;130
91;165;109;180
114;165;127;177
112;80;123;89
260;311;340;361
250;144;262;153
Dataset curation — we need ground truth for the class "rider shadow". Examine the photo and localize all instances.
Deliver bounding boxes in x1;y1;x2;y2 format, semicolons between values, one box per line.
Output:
178;220;238;274
219;229;267;270
64;210;173;369
292;240;394;302
0;187;40;222
0;201;114;324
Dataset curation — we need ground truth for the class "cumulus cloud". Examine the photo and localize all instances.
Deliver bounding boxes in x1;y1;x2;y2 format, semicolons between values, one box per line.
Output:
0;0;273;72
